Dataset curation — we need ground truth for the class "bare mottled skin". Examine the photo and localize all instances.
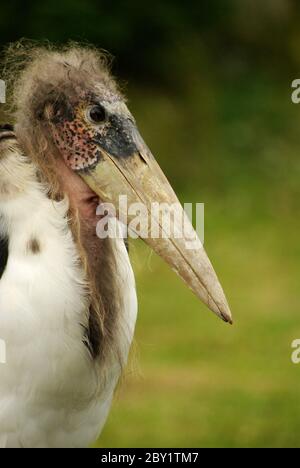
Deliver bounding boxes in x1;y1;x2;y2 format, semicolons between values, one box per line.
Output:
51;103;102;172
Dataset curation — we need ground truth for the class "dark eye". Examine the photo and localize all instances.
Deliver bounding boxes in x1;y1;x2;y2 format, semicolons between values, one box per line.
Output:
86;105;106;124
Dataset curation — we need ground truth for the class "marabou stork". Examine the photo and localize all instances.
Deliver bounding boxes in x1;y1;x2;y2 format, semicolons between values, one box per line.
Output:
0;44;232;448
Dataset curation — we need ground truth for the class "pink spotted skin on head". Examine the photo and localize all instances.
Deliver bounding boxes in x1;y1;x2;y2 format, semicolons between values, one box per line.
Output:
49;103;102;172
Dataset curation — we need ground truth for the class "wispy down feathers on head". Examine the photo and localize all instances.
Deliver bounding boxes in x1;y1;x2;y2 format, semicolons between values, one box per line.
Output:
1;40;123;194
3;40;121;119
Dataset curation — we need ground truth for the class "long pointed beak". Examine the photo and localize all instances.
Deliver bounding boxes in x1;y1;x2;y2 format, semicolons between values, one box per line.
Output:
80;124;232;324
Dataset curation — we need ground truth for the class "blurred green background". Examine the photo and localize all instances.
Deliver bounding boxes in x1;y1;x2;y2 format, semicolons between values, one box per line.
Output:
1;0;300;448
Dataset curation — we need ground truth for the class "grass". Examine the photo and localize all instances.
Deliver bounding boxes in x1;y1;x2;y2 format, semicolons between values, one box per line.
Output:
95;205;300;447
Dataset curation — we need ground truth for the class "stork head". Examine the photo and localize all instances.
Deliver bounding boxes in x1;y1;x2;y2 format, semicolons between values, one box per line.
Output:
5;43;232;324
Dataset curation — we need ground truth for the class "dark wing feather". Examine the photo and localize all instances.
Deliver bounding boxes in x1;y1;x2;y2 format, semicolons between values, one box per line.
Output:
0;237;8;279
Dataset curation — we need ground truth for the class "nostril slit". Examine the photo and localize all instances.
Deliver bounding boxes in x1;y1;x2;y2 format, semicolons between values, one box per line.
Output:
139;153;147;164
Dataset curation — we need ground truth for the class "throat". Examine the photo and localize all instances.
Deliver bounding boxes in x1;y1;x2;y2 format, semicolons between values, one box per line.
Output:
54;158;122;361
55;158;101;223
77;220;120;361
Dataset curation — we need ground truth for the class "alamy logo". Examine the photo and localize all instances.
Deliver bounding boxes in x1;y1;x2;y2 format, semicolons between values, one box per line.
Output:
0;80;5;103
95;196;205;249
291;339;300;364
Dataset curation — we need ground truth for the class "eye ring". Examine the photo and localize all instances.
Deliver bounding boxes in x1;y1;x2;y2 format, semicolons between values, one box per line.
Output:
86;104;107;124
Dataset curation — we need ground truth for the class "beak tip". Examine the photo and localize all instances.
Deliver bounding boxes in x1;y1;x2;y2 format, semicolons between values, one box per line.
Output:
221;312;233;325
204;277;232;325
219;303;233;324
209;297;233;325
